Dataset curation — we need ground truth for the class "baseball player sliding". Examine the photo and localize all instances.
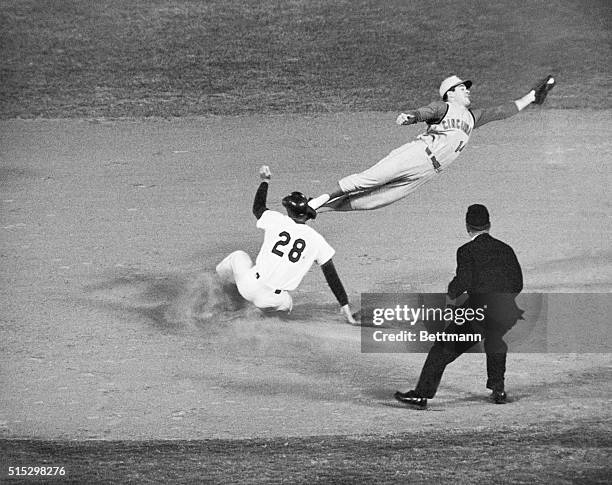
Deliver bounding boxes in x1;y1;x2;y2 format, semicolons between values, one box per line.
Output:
216;165;357;324
308;74;556;212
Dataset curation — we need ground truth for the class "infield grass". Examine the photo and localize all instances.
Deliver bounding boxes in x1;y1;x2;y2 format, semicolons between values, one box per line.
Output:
1;421;611;484
1;0;611;118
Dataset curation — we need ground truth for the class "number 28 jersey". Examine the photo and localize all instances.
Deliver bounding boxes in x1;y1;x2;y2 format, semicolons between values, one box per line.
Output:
254;210;335;291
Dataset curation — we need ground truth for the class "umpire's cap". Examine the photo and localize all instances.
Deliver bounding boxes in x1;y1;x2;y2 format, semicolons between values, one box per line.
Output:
282;191;317;220
439;75;472;98
466;204;490;231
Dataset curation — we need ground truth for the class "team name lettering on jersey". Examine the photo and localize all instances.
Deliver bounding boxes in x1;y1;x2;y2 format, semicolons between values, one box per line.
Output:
441;118;473;136
419;102;475;170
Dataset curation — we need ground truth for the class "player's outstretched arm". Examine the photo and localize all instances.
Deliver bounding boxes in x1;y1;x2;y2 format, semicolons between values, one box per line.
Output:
396;102;448;126
513;75;555;110
474;75;556;128
320;260;357;324
253;165;271;219
527;74;556;106
505;74;556;111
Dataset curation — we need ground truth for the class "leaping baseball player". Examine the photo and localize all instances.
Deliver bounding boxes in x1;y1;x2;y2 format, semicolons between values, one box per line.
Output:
216;165;357;324
307;75;556;212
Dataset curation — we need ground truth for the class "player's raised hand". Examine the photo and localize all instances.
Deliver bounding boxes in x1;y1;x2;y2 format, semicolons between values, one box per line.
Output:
396;112;415;126
259;165;272;180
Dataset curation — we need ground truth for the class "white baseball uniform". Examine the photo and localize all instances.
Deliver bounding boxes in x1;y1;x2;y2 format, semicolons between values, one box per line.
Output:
216;210;335;312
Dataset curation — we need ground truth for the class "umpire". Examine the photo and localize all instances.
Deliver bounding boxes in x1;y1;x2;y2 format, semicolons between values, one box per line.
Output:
395;204;523;408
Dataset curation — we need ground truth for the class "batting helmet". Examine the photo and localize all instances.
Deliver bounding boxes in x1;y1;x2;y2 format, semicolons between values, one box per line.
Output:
282;191;317;220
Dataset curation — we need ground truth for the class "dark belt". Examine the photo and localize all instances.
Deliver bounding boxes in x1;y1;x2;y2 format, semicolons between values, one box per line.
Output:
425;147;441;172
255;272;282;294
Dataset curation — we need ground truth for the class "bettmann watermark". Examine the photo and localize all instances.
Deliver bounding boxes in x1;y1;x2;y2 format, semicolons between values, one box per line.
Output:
360;293;611;353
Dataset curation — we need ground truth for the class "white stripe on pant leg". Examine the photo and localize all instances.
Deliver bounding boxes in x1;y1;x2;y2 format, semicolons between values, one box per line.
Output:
347;173;437;210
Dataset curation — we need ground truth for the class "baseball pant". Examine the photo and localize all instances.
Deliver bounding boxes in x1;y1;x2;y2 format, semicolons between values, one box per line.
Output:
329;139;436;211
216;250;293;312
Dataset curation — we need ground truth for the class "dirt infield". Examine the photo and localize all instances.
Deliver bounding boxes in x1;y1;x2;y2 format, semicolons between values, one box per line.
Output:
0;110;611;442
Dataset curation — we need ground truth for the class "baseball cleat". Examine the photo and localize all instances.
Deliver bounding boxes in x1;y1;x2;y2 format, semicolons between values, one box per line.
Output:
394;390;427;409
307;194;330;210
491;390;507;404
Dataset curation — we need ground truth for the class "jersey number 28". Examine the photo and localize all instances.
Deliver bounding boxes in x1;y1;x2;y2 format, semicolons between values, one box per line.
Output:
271;231;306;263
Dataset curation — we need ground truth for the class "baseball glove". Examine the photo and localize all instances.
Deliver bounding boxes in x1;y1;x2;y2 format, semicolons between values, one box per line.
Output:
532;75;556;105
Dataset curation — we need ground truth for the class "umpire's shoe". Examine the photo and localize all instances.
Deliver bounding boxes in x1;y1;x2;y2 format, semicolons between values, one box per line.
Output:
394;390;427;409
491;390;507;404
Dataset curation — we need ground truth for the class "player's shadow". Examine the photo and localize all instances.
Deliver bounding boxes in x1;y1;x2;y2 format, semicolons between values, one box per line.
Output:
380;402;438;411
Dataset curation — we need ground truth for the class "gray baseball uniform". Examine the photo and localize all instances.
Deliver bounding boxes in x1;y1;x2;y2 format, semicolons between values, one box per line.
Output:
326;100;522;211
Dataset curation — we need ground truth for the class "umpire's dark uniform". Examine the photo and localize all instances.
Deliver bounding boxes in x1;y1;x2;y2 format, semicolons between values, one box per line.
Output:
414;204;523;399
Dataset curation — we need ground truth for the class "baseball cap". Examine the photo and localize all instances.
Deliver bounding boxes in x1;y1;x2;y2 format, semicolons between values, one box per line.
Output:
466;204;490;230
439;75;472;98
